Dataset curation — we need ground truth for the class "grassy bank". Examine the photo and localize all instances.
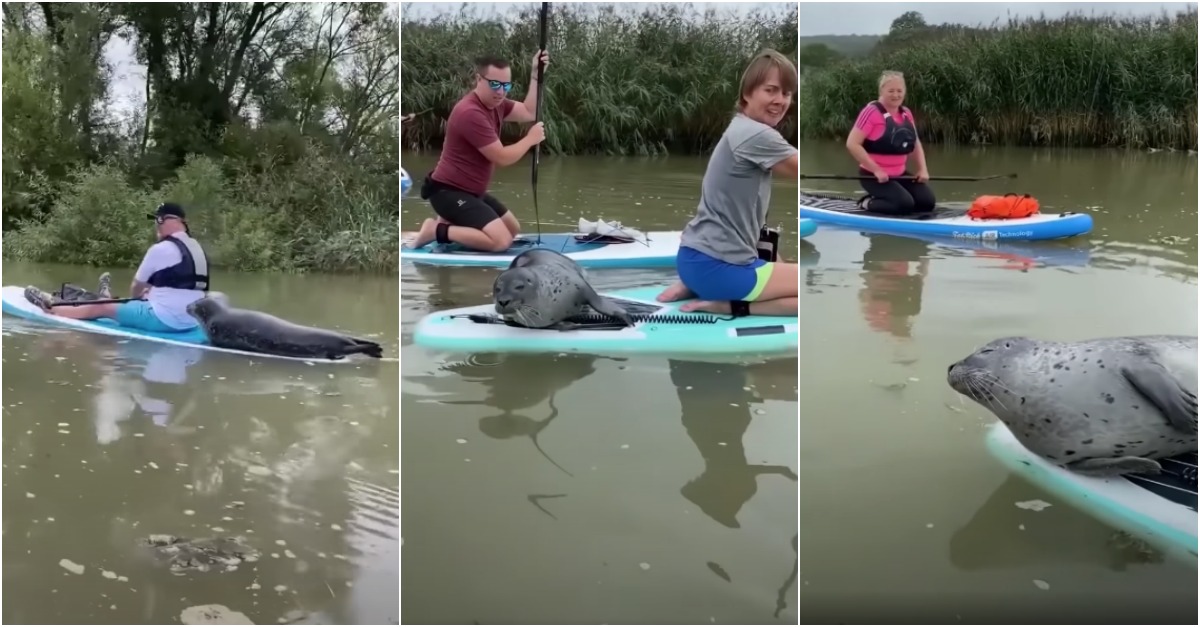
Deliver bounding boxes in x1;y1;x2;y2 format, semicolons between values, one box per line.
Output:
2;3;398;273
401;3;797;156
799;10;1197;149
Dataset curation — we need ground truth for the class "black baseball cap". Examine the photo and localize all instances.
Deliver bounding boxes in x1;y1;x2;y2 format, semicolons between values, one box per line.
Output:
148;202;186;220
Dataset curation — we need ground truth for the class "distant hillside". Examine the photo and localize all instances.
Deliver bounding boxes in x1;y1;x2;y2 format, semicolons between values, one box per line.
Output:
798;34;881;58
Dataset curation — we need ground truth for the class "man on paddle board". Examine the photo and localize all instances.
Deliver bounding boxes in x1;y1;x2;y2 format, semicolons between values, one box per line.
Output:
406;51;550;252
844;70;936;215
657;49;799;317
24;202;210;332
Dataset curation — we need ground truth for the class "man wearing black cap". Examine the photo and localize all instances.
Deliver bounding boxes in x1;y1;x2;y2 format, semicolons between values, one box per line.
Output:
24;202;211;332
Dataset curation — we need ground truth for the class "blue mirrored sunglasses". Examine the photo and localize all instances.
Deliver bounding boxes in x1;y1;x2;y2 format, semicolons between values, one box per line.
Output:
481;76;513;93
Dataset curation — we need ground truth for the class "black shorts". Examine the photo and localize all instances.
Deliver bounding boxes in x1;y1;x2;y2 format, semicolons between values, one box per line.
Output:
421;176;510;230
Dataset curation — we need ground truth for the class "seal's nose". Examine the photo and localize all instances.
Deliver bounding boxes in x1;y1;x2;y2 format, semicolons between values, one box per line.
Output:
496;298;510;308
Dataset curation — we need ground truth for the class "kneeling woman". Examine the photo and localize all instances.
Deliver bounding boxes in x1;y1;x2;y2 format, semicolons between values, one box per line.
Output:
844;70;935;215
657;50;798;317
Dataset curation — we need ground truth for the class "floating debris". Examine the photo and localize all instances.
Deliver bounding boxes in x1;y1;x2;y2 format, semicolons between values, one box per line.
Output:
1033;579;1050;591
58;559;85;575
1015;500;1052;512
180;604;254;625
140;535;260;574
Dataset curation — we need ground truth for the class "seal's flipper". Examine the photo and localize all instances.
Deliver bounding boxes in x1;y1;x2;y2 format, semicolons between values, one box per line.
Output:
345;338;383;359
1121;363;1198;434
581;288;633;327
1067;456;1163;477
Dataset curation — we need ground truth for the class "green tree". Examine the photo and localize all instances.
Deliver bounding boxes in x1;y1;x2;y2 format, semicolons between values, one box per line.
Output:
799;42;842;71
2;2;400;273
890;11;927;34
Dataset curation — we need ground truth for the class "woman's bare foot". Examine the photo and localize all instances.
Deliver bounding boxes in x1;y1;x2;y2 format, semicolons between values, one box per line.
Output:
679;299;731;314
656;280;695;302
406;218;438;249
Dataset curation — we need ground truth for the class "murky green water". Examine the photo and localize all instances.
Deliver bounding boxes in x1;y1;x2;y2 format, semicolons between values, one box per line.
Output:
799;140;1197;623
400;154;799;624
1;262;399;625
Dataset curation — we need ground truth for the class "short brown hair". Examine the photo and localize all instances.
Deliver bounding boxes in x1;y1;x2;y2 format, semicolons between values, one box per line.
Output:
475;56;510;74
737;49;798;111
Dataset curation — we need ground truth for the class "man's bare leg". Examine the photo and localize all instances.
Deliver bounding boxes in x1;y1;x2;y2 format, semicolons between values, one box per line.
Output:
403;217;514;253
24;286;119;320
499;212;521;237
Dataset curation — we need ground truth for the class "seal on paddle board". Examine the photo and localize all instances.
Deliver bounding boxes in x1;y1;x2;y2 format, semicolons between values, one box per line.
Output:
493;248;633;330
186;296;383;360
947;335;1198;477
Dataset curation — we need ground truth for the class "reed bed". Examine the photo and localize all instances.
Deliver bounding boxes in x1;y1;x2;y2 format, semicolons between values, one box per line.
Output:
401;3;797;155
799;10;1197;149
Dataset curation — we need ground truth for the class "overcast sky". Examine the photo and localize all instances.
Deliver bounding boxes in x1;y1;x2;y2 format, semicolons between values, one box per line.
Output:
800;2;1195;36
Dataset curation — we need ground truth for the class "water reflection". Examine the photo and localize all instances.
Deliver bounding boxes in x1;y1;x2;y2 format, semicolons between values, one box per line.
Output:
951;476;1167;573
440;353;622;477
668;357;797;618
858;235;932;340
3;317;398;624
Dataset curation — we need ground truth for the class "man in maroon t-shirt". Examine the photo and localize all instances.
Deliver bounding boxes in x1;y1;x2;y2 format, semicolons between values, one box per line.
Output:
407;52;549;252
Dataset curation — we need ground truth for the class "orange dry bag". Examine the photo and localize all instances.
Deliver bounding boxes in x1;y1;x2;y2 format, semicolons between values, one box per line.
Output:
967;193;1040;220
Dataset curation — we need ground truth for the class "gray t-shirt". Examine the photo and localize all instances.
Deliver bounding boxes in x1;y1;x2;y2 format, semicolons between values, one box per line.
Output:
679;114;797;265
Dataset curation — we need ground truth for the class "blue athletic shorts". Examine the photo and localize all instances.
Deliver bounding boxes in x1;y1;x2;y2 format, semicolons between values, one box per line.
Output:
677;246;775;302
114;300;189;333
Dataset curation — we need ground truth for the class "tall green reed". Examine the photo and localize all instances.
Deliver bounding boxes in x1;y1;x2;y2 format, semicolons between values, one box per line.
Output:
799;10;1197;149
401;3;797;155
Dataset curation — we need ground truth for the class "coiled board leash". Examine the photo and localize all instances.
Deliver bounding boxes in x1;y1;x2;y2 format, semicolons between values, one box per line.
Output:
452;311;718;332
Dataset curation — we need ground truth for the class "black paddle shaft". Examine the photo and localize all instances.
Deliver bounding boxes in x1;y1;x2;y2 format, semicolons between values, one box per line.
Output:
801;170;1017;180
530;2;550;244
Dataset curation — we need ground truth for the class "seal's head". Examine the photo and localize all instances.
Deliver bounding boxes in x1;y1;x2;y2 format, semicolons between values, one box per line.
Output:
187;294;228;324
492;267;544;327
948;336;1050;416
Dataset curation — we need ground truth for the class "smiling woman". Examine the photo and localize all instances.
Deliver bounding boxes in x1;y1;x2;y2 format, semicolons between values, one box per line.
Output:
656;49;800;318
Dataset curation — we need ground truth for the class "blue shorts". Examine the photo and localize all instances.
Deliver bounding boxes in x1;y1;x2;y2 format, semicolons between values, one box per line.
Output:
677;246;775;302
114;301;189;333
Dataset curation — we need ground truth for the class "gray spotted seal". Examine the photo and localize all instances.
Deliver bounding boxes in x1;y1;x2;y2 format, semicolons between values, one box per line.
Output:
947;335;1198;477
187;295;383;360
493;248;633;330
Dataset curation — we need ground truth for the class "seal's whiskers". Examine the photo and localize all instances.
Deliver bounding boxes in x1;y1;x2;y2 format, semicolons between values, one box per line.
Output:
516;305;545;327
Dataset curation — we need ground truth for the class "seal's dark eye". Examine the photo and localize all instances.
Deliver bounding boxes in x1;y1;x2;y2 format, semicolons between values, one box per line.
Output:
1004;343;1010;348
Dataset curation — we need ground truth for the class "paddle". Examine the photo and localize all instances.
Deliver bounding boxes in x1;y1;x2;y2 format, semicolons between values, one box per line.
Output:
799;173;1018;182
49;297;142;307
530;2;549;245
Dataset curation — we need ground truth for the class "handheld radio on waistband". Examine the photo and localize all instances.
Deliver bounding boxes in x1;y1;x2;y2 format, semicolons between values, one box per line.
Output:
757;225;781;262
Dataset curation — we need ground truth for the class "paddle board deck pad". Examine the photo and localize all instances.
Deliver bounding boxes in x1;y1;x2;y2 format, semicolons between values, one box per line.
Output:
800;192;1092;241
799;218;817;238
1;286;367;364
986;422;1197;558
413;286;796;356
401;231;682;269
